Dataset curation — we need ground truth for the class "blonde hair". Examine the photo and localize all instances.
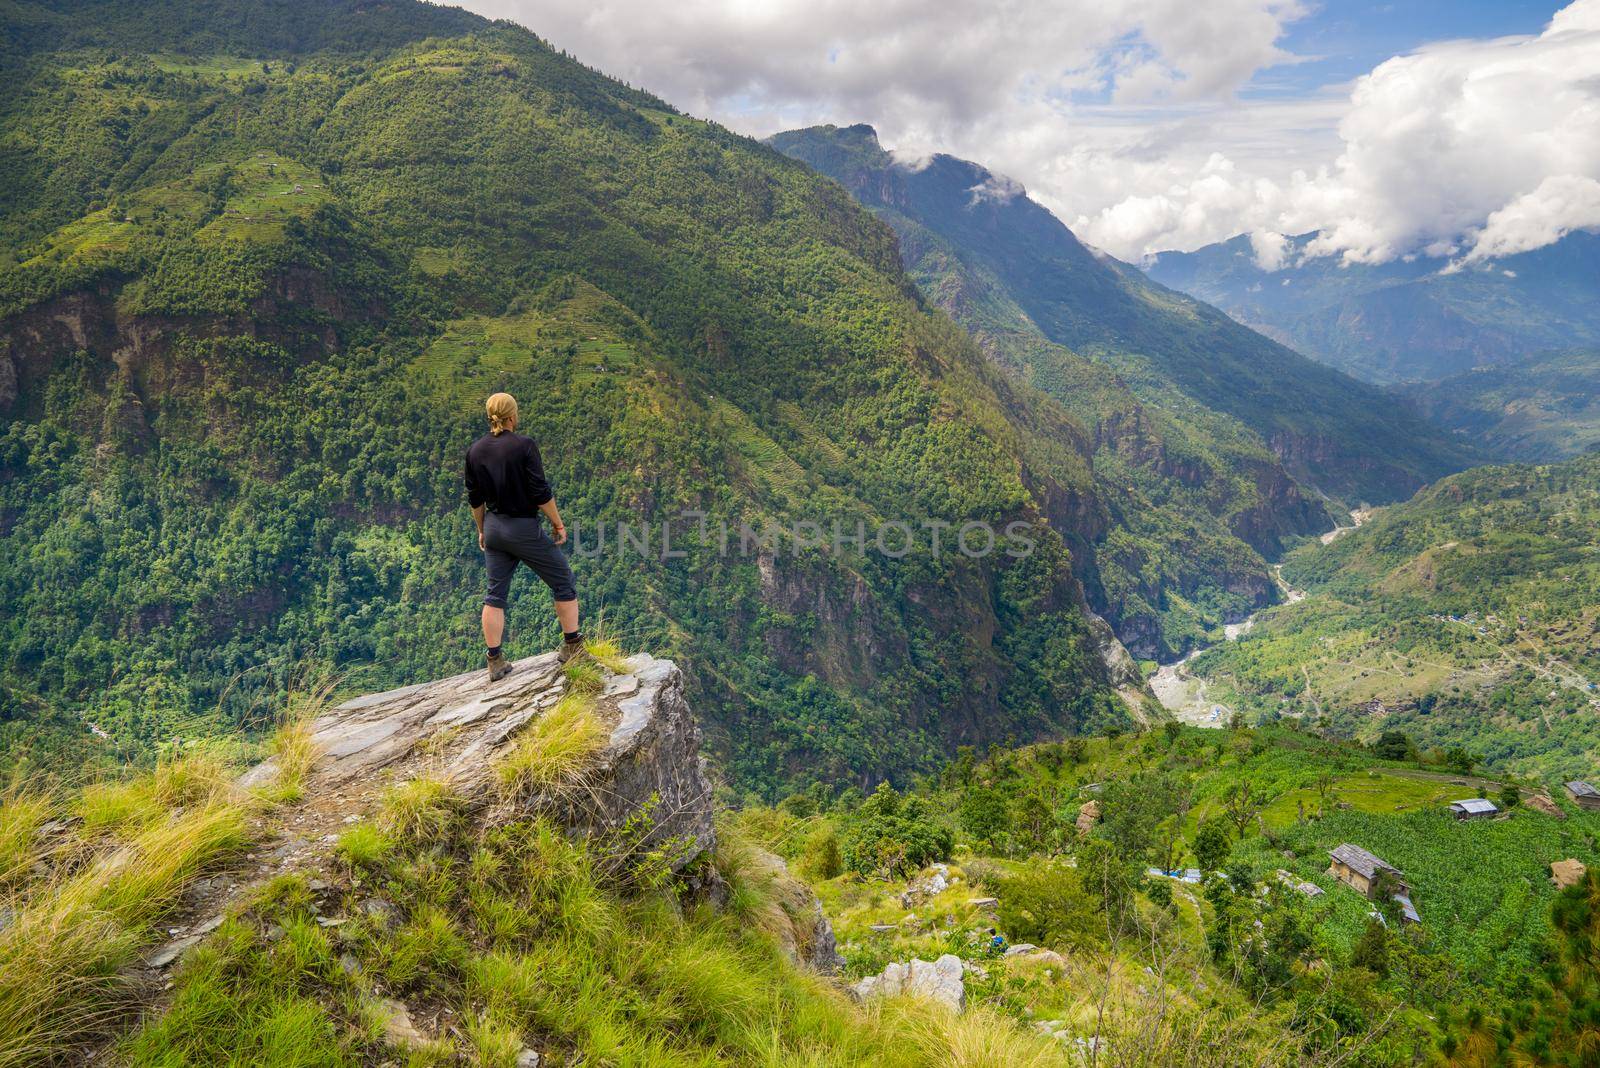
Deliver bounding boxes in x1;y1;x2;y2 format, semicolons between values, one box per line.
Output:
486;392;518;435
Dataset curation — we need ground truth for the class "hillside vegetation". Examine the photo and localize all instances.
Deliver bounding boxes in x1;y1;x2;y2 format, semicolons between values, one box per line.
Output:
1400;349;1600;462
0;0;1152;789
1189;451;1600;779
740;719;1600;1066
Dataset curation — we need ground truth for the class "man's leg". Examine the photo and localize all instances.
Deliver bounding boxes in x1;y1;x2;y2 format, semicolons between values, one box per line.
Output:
520;530;582;660
482;604;506;648
554;597;579;637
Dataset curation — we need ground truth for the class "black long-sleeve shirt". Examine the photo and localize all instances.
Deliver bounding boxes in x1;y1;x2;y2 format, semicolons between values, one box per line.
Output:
464;431;553;517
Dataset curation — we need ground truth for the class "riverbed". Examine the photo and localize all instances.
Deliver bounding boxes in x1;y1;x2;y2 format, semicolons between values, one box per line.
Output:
1151;510;1362;726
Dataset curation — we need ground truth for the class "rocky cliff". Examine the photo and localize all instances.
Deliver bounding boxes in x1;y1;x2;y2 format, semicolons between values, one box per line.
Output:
241;651;716;870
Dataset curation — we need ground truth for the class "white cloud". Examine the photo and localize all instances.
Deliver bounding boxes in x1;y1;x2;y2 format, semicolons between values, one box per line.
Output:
1289;3;1600;265
459;0;1600;264
1249;229;1290;270
1459;175;1600;263
967;171;1027;206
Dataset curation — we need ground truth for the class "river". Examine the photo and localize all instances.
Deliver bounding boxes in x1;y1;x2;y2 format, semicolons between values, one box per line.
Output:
1150;509;1364;726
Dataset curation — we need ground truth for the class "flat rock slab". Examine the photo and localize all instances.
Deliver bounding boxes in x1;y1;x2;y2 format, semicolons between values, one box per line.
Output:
239;653;714;870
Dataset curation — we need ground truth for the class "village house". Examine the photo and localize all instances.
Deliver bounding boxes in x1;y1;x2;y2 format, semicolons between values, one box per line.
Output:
1449;798;1499;820
1563;781;1600;812
1329;844;1420;922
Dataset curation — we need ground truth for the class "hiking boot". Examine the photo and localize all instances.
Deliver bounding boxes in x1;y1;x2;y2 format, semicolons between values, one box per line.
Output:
556;638;587;665
486;651;514;683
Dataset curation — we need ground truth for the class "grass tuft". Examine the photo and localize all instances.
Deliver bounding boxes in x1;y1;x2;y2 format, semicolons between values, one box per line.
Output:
336;823;393;870
561;657;604;695
583;635;630;675
495;693;607;800
378;777;462;844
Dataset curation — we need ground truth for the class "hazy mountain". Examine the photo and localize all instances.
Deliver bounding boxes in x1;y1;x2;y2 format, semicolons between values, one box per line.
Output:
1398;349;1600;462
1144;230;1600;385
770;125;1478;513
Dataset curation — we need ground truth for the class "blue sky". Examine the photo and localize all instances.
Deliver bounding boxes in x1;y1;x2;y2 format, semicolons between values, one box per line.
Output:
1260;0;1556;96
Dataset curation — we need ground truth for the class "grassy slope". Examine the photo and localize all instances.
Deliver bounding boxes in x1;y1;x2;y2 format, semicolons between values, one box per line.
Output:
0;0;1136;790
1190;452;1600;778
740;722;1600;1064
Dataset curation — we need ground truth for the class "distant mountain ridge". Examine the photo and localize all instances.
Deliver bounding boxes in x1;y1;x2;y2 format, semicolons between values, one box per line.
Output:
1144;230;1600;386
1399;349;1600;462
770;125;1477;506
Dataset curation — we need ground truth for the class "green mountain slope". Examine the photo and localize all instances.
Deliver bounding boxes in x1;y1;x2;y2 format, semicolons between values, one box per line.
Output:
0;0;1147;790
769;125;1478;511
1190;451;1600;779
1145;230;1600;386
1398;348;1600;462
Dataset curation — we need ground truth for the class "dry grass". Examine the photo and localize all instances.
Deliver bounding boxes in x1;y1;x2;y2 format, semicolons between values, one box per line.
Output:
0;788;54;892
495;692;608;800
0;795;251;1065
261;679;334;804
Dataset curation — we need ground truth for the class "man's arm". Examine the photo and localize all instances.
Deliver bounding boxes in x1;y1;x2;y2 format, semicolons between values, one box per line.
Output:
465;450;487;550
524;439;564;543
540;498;566;544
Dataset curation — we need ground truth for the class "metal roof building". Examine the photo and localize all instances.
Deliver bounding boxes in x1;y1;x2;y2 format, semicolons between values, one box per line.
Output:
1450;798;1499;819
1565;781;1600;811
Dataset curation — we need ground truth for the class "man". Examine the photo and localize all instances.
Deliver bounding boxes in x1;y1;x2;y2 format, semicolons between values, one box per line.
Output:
464;392;582;681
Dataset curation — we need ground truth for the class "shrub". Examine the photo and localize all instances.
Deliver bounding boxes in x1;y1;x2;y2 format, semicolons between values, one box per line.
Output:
994;862;1101;950
838;783;953;878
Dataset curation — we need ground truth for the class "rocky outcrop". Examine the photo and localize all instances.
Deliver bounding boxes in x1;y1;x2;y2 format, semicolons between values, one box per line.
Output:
852;954;966;1012
1085;612;1142;688
241;651;716;869
760;852;846;975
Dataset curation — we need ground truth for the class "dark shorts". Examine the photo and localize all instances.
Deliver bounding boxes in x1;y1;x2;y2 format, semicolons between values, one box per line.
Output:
483;513;576;609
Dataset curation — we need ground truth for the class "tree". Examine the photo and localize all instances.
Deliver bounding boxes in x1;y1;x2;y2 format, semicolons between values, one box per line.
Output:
1350;917;1390;977
1193;818;1233;873
1499;782;1521;811
1372;730;1413;761
1444;746;1476;775
1100;772;1182;862
1222;781;1265;838
1162;720;1182;747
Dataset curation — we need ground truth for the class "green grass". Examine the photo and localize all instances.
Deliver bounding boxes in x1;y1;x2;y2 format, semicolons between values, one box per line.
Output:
494;692;608;800
377;777;462;845
122;786;1073;1066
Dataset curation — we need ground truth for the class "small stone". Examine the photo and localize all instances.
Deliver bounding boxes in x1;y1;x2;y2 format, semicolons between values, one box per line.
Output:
193;914;225;935
315;916;346;927
516;1050;540;1068
339;953;361;975
376;998;426;1048
148;935;200;968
